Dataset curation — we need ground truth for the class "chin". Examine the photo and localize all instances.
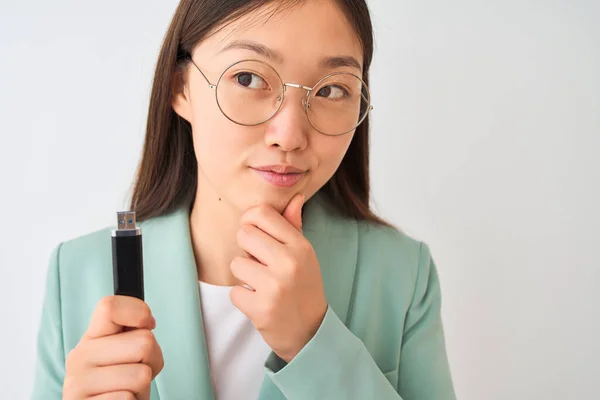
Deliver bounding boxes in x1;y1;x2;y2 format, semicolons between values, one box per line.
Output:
232;188;296;214
257;191;293;213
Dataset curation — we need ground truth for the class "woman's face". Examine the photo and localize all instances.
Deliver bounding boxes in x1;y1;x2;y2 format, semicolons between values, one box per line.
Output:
172;0;364;213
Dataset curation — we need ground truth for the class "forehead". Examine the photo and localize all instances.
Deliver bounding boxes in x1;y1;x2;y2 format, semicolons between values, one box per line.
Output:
199;1;363;68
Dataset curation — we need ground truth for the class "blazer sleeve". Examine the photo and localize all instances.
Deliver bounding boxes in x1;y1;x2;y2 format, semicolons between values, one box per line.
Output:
31;243;66;400
263;241;456;400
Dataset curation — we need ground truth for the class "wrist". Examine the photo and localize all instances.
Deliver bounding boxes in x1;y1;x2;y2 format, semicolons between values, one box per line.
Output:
279;303;329;363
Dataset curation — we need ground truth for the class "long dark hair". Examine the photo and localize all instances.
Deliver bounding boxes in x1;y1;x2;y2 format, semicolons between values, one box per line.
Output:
129;0;390;226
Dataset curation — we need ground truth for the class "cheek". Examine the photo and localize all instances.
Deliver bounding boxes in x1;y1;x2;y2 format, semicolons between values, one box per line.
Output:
311;134;354;181
193;124;250;176
189;97;257;178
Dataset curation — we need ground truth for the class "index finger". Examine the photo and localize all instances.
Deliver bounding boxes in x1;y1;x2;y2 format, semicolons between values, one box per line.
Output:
84;295;155;339
240;204;302;244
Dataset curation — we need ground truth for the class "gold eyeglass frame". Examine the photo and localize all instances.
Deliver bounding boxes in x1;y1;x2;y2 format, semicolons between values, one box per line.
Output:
185;55;374;136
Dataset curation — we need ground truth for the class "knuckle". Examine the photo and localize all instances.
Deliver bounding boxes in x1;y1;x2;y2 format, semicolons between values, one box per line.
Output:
62;375;78;396
65;344;84;373
237;225;253;242
97;295;116;316
282;256;298;274
267;278;284;299
230;256;242;272
298;240;312;254
242;224;254;235
272;284;285;301
257;204;271;218
135;329;155;358
133;364;153;391
157;351;165;372
236;255;248;264
237;225;247;239
137;304;153;326
64;348;77;372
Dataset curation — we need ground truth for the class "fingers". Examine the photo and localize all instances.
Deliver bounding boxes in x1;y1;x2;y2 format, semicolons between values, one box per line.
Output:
240;202;304;244
237;224;286;266
87;391;136;400
64;363;152;399
84;296;155;339
230;256;274;291
281;193;304;232
64;296;162;400
230;284;257;319
71;329;164;379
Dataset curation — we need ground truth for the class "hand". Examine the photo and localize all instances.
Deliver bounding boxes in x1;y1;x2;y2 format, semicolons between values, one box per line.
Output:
230;193;328;362
63;296;164;400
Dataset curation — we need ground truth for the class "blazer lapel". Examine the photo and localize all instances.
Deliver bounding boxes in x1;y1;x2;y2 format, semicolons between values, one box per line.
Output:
140;207;215;400
256;193;359;399
302;193;359;322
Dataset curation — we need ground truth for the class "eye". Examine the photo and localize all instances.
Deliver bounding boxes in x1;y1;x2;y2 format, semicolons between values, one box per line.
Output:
316;85;348;99
234;72;269;90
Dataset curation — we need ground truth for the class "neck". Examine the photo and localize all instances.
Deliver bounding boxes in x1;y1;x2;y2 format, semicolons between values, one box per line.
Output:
189;188;246;287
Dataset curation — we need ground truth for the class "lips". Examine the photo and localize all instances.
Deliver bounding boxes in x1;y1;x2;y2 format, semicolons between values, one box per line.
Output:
251;165;307;187
252;165;306;174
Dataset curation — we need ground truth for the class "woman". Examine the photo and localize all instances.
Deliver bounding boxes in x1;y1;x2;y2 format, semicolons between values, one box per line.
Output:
32;0;456;399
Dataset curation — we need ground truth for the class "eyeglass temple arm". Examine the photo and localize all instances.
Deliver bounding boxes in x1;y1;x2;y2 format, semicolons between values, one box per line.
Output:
186;55;217;89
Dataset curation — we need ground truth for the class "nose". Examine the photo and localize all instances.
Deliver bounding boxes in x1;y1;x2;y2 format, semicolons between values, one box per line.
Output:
263;89;310;152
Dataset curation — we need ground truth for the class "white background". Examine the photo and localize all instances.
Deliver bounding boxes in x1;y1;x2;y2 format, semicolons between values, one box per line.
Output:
1;0;598;399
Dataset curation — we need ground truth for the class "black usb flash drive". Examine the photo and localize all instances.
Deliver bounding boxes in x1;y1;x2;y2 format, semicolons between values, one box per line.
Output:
111;211;144;300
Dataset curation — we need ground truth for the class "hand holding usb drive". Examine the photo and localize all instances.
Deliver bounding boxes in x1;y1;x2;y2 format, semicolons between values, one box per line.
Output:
111;211;144;300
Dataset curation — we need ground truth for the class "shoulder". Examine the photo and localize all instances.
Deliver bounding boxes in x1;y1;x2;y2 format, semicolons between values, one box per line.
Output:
308;192;433;288
49;226;115;292
355;220;430;284
54;226;113;267
50;226;116;302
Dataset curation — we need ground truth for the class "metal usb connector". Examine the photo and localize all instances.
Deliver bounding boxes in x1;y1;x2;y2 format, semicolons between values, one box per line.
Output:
114;211;141;236
117;211;137;230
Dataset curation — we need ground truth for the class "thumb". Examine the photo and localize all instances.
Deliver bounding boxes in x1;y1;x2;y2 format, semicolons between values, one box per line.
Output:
282;193;305;232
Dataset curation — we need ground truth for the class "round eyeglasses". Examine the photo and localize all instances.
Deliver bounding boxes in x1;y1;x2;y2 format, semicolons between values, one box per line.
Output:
185;56;373;136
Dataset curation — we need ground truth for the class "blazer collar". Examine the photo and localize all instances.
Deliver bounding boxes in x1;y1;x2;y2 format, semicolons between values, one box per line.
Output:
140;192;359;400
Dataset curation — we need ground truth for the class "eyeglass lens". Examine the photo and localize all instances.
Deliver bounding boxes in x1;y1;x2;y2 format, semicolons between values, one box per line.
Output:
215;60;370;135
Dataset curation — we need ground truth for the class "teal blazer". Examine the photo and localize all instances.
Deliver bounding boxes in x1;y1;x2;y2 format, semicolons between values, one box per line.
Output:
32;193;456;399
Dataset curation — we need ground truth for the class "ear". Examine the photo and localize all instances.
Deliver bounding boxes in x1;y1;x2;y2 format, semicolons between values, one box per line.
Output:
171;67;192;123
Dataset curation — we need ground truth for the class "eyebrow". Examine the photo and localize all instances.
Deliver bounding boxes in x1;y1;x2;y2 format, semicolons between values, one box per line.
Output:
216;39;362;71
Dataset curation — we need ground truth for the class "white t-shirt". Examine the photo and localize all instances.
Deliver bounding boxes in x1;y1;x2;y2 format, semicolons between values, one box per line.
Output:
198;281;273;400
